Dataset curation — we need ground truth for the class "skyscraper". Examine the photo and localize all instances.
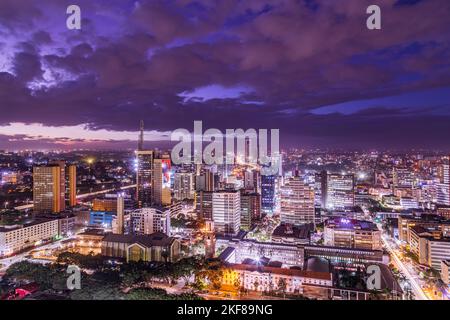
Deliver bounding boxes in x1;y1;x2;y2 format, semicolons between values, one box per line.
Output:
67;164;77;207
261;175;276;214
136;150;154;208
326;174;355;210
240;191;261;230
33;162;66;213
174;171;195;201
281;176;315;225
212;190;241;235
436;161;450;206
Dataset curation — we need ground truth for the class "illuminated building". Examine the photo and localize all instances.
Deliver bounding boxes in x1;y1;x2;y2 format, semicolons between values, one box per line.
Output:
314;170;327;208
33;161;66;213
197;190;213;220
409;225;450;270
0;218;59;257
398;214;450;242
240;191;261;230
271;223;313;245
101;232;180;262
325;174;354;210
212;190;241;236
436;162;450;205
174;171;195;201
153;153;171;205
324;217;381;250
67;164;77;207
221;263;332;296
131;207;171;236
392;167;416;188
115;194;125;235
280;176;315;225
195;168;215;192
261;175;276;214
93;198;117;212
136;150;154;208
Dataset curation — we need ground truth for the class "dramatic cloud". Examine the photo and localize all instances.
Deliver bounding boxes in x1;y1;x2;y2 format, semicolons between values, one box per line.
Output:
0;0;449;150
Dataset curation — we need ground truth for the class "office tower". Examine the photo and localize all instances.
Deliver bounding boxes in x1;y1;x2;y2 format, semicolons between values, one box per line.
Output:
174;171;195;201
33;162;66;213
204;220;216;259
198;190;213;220
240;191;261;230
116;194;125;235
131;207;171;236
436;161;450;206
161;156;172;205
325;174;355;210
212;190;241;236
281;176;315;225
67;165;77;207
136;150;154;208
195;168;215;192
314;170;327;208
261;175;276;214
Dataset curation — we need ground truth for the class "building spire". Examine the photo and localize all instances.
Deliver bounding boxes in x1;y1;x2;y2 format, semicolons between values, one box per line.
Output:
138;120;144;151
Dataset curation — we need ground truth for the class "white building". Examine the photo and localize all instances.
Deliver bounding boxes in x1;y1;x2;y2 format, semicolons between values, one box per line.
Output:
326;174;354;210
280;176;315;225
0;219;59;257
130;207;171;236
212;191;241;236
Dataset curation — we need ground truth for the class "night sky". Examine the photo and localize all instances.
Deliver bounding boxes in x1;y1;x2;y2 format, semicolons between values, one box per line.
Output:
0;0;450;150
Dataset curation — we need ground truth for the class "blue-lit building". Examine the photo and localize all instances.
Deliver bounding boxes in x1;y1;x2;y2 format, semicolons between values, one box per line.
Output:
90;211;115;229
261;175;276;214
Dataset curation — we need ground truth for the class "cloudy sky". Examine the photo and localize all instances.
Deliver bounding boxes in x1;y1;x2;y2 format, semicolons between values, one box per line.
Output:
0;0;449;150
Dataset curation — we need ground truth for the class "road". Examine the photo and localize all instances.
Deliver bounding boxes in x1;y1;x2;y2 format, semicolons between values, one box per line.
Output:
381;235;430;300
14;184;137;211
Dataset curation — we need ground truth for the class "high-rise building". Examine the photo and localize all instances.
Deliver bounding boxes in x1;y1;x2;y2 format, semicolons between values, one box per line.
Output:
281;176;315;225
212;190;241;236
240;191;261;230
195;168;215;192
436;161;450;206
131;207;171;236
67;165;77;207
261;175;276;214
174;171;195;201
115;194;125;235
197;190;213;220
314;170;327;208
33;162;66;213
325;174;355;210
136;150;154;208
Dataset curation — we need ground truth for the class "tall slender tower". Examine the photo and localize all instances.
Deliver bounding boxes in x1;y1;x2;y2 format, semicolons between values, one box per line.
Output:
138;120;144;151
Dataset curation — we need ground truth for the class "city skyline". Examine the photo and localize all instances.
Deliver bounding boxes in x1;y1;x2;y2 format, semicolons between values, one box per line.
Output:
0;0;450;150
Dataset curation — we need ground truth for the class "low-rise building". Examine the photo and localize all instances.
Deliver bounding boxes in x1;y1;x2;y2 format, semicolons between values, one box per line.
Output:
271;223;313;245
324;217;381;250
0;218;59;257
101;232;180;263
